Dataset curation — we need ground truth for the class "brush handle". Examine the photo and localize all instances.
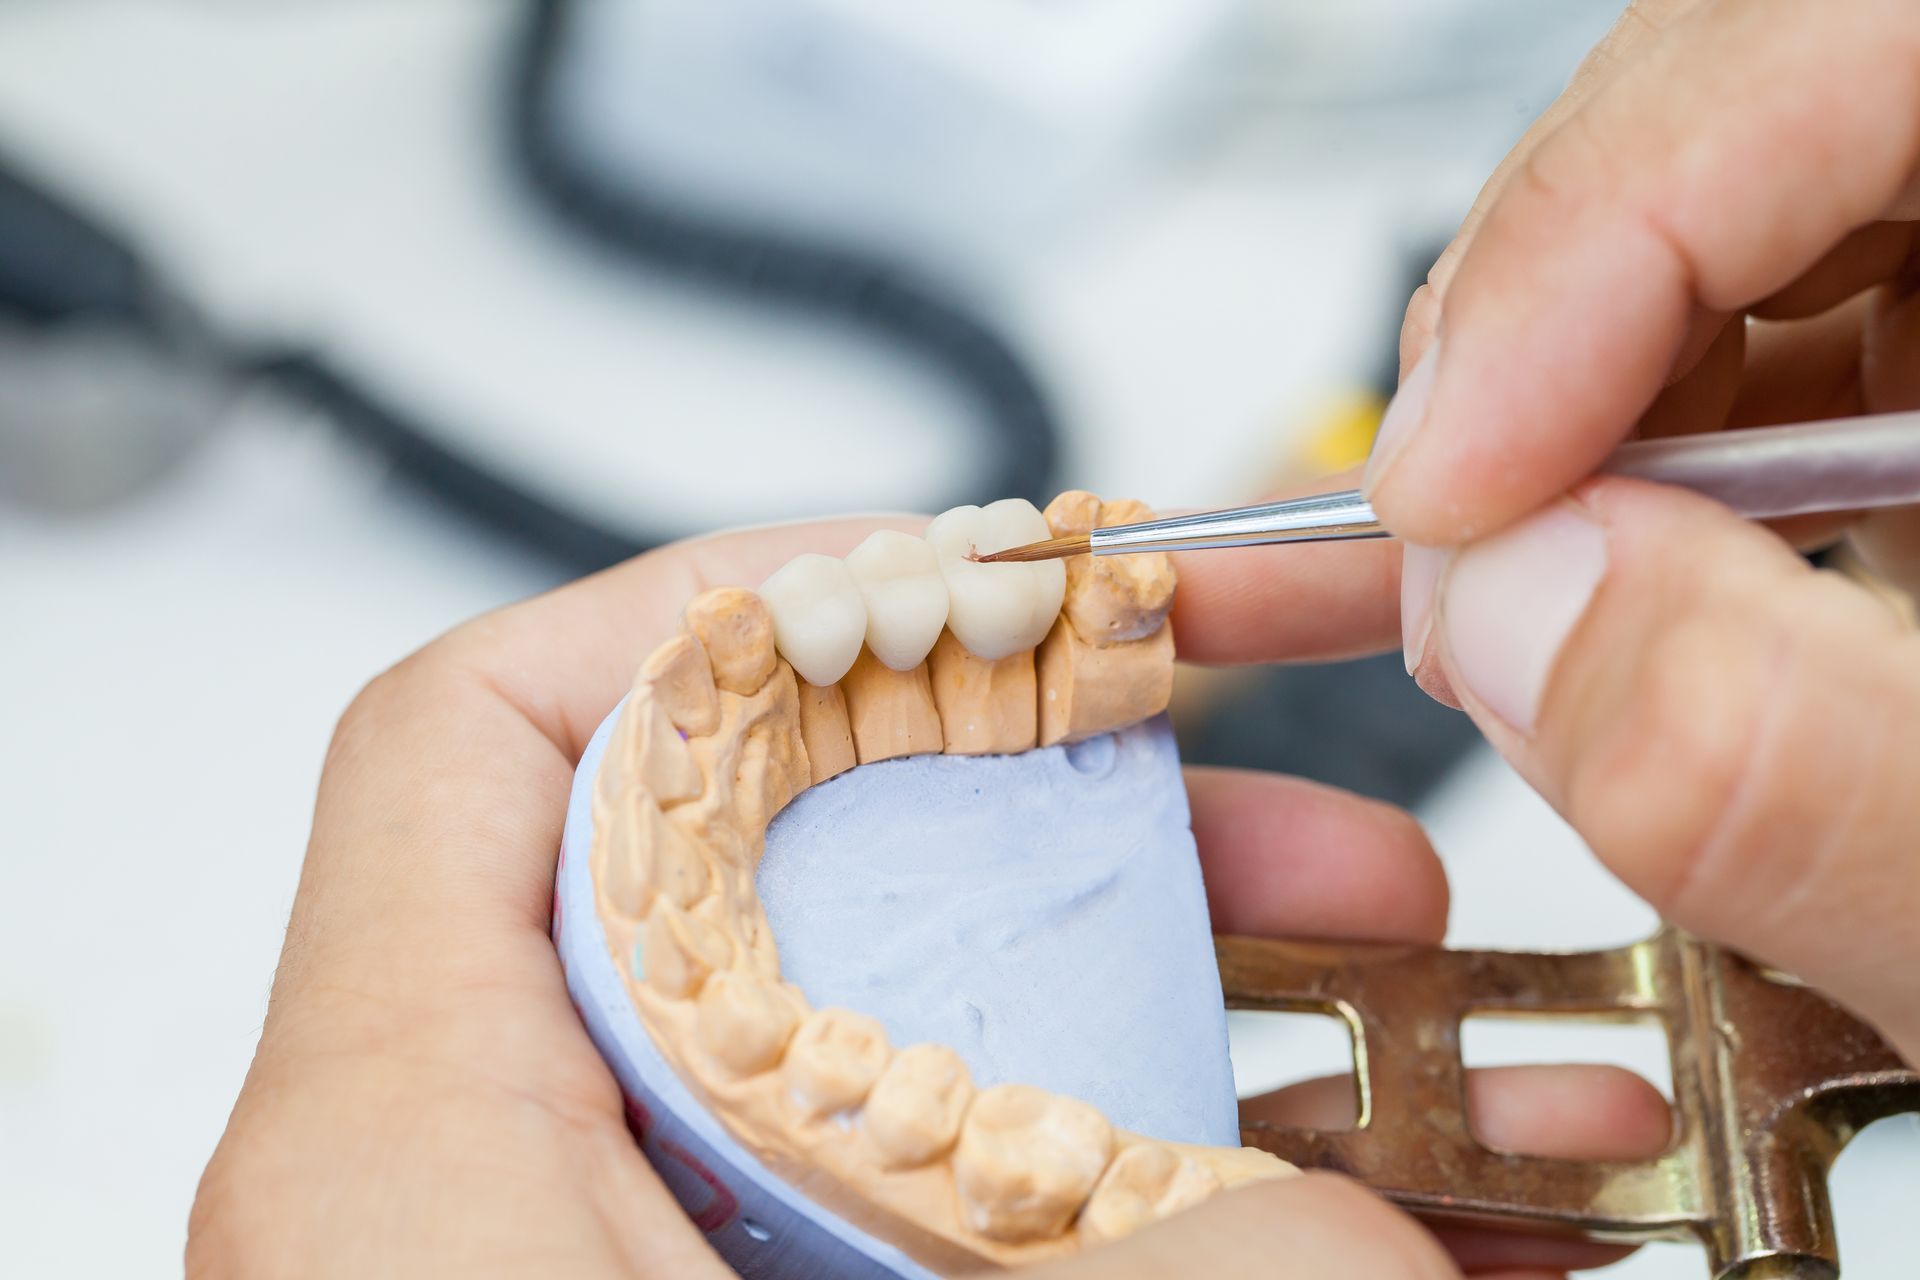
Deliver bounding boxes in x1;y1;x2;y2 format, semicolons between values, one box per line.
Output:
1605;412;1920;518
1088;411;1920;557
1092;489;1386;554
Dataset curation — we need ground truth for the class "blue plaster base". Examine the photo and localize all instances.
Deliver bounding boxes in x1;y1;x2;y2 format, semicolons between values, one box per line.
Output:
759;716;1237;1147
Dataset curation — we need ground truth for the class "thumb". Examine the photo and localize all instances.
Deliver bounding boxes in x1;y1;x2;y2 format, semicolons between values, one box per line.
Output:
1411;478;1920;1061
1024;1174;1458;1280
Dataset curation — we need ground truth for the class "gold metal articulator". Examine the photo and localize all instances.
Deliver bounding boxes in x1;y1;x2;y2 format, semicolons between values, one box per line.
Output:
1217;926;1920;1279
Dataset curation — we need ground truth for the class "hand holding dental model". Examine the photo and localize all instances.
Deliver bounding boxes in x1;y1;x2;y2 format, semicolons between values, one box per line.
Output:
191;0;1920;1275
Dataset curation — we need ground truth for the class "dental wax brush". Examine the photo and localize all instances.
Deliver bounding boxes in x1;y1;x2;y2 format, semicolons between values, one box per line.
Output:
977;410;1920;562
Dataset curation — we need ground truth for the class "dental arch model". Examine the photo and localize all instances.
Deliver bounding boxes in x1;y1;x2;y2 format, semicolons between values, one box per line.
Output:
555;492;1294;1277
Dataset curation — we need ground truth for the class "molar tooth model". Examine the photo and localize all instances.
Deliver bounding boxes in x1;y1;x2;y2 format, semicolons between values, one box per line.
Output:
554;493;1295;1278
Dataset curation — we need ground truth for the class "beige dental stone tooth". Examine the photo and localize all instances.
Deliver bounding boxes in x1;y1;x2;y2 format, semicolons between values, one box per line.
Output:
1079;1142;1221;1245
783;1008;892;1120
691;877;753;954
680;659;812;843
1036;492;1178;747
739;899;784;981
928;629;1038;756
840;648;943;764
598;799;653;919
642;900;733;999
732;721;806;835
864;1043;974;1170
954;1084;1115;1243
1189;1144;1297;1188
592;707;638;816
626;694;705;803
1048;493;1177;643
698;971;803;1078
604;790;710;915
795;679;857;783
640;632;721;737
646;793;712;907
684;587;779;695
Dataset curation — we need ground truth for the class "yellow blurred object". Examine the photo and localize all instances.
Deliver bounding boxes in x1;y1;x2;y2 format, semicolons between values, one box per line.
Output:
1298;388;1386;476
1170;385;1386;731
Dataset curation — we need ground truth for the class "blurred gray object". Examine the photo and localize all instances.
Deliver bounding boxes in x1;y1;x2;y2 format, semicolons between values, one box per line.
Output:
1222;0;1621;127
0;316;226;512
541;0;1244;292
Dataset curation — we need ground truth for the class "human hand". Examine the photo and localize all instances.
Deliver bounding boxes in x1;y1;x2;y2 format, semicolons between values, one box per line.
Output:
187;513;1665;1278
1369;0;1920;1064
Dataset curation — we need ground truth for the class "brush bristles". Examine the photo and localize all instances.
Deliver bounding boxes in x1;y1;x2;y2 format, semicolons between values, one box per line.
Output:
969;533;1091;564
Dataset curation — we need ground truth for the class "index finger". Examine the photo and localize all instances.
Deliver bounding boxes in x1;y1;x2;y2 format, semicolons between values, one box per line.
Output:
1366;0;1920;546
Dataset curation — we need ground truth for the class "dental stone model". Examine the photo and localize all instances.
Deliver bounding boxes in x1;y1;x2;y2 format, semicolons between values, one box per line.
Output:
553;493;1295;1278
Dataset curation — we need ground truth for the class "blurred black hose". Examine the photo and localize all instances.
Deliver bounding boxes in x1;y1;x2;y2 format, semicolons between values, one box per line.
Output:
1;0;1070;574
0;154;156;328
0;142;655;566
504;0;1062;512
244;346;649;569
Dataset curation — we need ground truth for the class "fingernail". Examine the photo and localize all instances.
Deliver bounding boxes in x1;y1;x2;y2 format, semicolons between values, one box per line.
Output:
1400;544;1445;675
1363;341;1439;496
1439;502;1607;734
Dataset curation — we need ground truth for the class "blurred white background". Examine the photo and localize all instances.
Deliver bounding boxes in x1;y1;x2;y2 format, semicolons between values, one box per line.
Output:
1;2;1914;1276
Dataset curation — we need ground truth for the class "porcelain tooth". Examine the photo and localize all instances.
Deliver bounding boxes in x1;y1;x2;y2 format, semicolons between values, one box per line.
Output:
925;499;1066;661
759;554;868;687
844;531;949;671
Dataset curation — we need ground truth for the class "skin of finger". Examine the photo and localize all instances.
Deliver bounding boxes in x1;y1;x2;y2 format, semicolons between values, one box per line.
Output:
1186;766;1448;943
191;1051;734;1280
1371;0;1920;545
1751;220;1920;321
1024;1174;1460;1280
1851;279;1920;592
1861;269;1920;413
1727;299;1874;429
1409;636;1463;710
1438;478;1920;1062
1632;312;1744;440
1170;468;1403;665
